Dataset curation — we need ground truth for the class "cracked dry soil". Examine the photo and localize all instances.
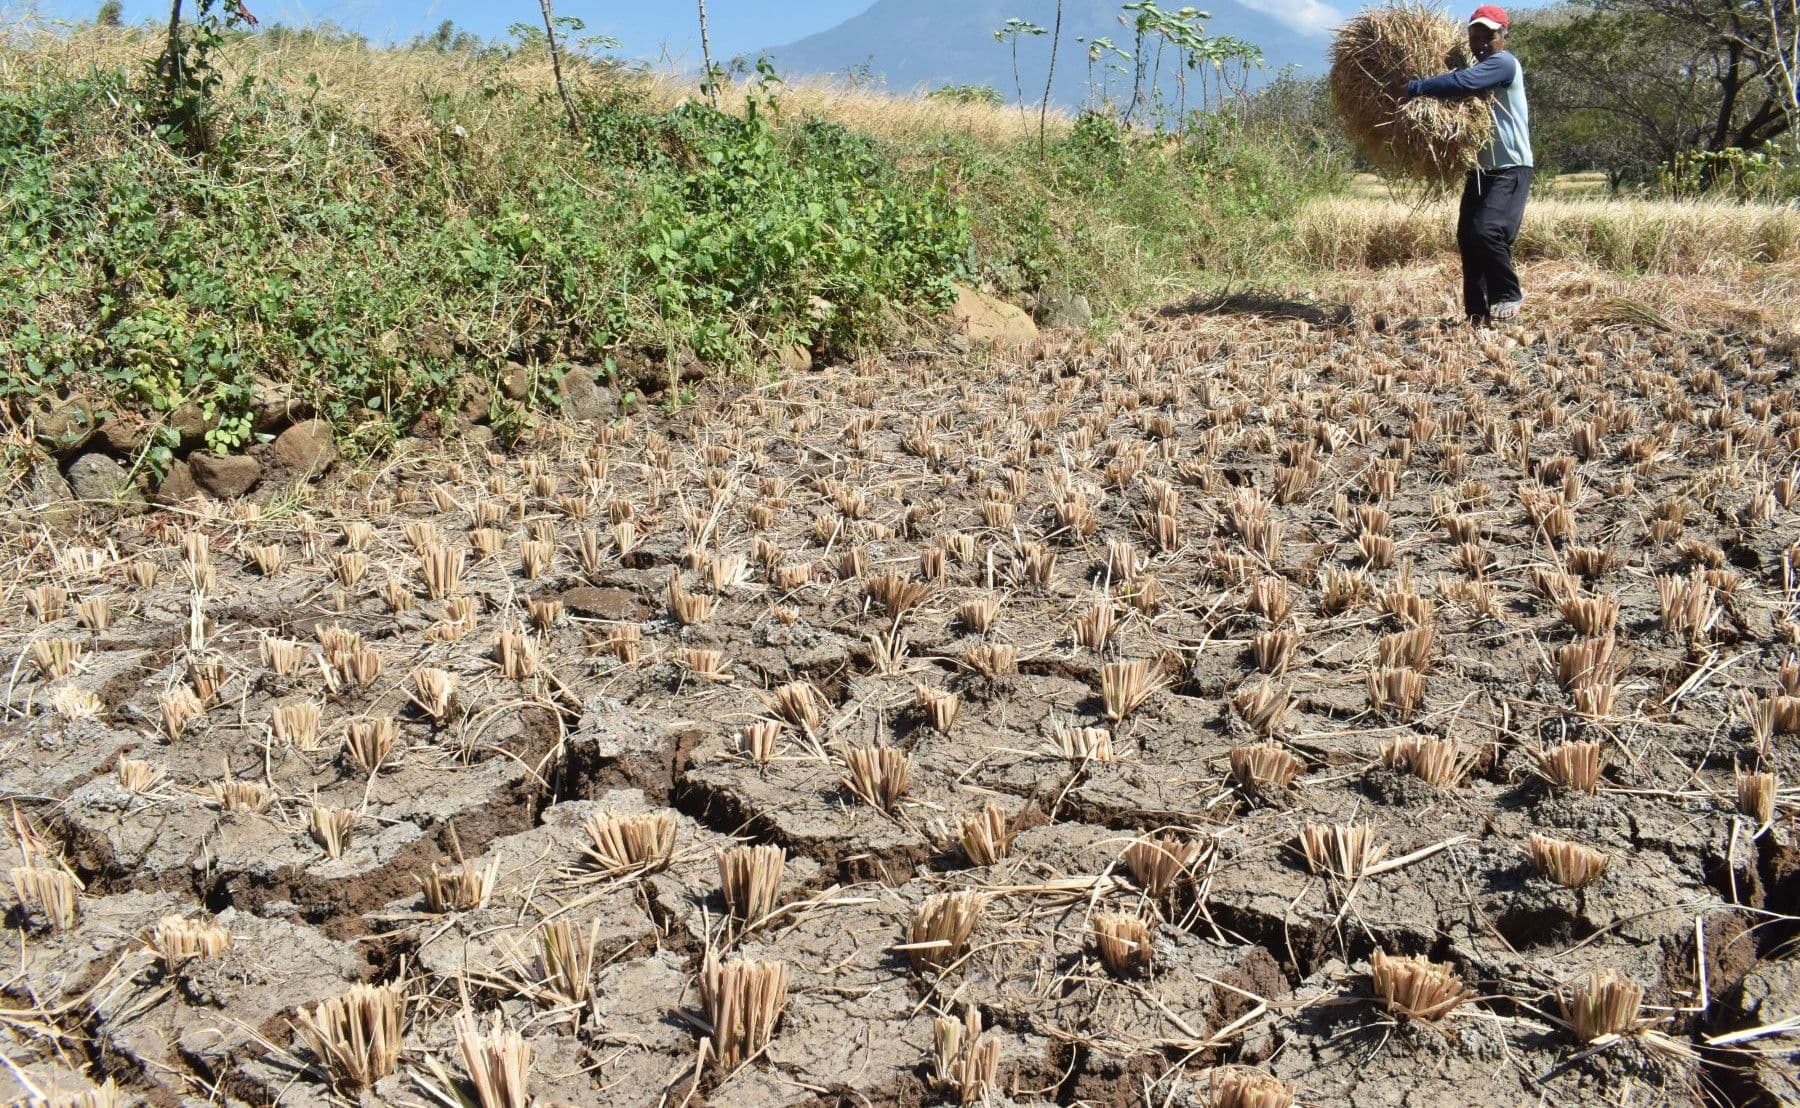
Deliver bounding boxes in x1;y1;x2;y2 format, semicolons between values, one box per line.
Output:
4;280;1800;1107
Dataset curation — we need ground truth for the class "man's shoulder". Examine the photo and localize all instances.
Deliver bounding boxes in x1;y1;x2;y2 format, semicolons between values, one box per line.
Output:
1492;50;1522;75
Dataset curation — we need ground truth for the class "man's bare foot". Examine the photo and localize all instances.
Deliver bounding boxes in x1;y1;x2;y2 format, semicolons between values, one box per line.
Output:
1490;301;1522;322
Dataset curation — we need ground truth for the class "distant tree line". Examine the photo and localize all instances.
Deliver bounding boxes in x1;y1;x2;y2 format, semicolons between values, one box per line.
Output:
1518;0;1797;190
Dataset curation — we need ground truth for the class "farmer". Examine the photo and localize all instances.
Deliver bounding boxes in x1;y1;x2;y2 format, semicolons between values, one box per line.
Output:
1401;6;1533;324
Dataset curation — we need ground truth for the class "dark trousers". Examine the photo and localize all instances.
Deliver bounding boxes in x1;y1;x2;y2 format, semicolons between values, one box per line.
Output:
1457;166;1531;320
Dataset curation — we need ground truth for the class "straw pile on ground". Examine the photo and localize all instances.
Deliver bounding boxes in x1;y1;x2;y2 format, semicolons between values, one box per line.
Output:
1330;5;1493;186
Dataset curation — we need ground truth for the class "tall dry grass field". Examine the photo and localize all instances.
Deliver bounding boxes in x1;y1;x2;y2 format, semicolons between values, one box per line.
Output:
1298;194;1800;275
0;23;1052;149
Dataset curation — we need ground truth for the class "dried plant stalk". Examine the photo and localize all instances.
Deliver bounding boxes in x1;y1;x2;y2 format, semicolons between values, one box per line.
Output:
1379;735;1461;789
916;685;960;731
1093;913;1153;976
1300;822;1387;880
1561;970;1643;1042
1537;741;1604;793
538;917;599;1006
736;719;783;765
959;803;1016;866
701;952;790;1071
906;891;985;973
842;745;912;812
1231;681;1291;736
1100;659;1163;721
420;857;499;913
1370;950;1471;1020
294;983;404;1093
718;844;786;922
1736;768;1777;826
149;914;232;964
1210;1066;1296;1108
9;864;79;931
1528;833;1609;888
310;806;357;859
1122;833;1207;897
456;1011;532;1108
1229;743;1302;795
932;1006;1001;1106
581;810;676;875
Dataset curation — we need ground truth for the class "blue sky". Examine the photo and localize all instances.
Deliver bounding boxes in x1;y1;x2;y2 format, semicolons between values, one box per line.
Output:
14;1;871;63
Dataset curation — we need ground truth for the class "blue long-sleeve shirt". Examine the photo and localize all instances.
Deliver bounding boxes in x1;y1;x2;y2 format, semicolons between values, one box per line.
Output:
1407;50;1533;172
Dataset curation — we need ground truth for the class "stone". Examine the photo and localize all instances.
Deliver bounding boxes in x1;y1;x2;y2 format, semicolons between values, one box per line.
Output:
64;453;145;511
188;451;262;498
97;413;152;454
558;366;615;422
950;283;1038;348
167;402;210;446
249;374;308;432
270;419;337;476
778;342;814;373
31;396;96;453
500;360;532;401
26;460;72;506
153;460;198;504
1039;287;1094;330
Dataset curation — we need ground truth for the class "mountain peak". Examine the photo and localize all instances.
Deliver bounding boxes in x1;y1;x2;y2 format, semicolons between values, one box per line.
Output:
761;0;1336;105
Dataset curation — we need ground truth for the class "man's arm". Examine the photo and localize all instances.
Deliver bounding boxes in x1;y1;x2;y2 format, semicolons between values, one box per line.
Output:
1406;53;1515;98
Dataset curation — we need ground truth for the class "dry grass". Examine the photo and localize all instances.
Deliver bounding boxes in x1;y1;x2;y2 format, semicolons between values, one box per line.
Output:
1369;950;1471;1020
294;983;404;1093
906;891;984;973
933;1006;1002;1105
1328;5;1490;186
1562;971;1644;1042
700;953;790;1070
1297;195;1800;275
0;27;1051;155
718;844;785;922
1209;1067;1295;1108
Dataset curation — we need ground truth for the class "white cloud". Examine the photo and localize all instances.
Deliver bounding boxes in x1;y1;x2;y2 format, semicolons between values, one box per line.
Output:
1235;0;1347;36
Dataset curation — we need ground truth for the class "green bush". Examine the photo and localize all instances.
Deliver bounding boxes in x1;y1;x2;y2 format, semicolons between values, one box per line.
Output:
0;56;968;459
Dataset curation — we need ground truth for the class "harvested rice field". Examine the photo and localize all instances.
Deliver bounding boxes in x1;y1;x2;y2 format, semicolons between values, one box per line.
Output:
4;276;1800;1107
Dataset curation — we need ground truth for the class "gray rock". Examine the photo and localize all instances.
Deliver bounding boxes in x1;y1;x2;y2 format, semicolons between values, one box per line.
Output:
188;451;262;498
26;460;73;506
270;419;337;476
64;453;146;512
558;366;615;422
250;374;309;432
1039;287;1094;330
500;360;532;401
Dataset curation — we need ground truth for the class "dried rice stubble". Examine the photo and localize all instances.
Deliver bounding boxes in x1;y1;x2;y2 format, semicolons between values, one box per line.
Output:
1330;4;1493;187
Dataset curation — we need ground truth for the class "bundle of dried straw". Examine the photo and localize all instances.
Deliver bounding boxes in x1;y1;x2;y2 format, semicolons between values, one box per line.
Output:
1330;5;1493;186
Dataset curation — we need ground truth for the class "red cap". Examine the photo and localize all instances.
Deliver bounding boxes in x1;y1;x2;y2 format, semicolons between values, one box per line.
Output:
1469;5;1508;28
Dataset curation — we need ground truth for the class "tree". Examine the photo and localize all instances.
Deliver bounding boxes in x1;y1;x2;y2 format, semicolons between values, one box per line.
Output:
698;0;721;107
1519;4;1718;182
1039;1;1063;158
994;18;1047;134
96;0;123;26
1592;0;1792;152
1519;0;1793;186
537;0;582;137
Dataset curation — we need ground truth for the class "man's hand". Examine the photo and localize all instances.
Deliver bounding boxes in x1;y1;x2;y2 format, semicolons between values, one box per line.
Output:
1393;80;1415;102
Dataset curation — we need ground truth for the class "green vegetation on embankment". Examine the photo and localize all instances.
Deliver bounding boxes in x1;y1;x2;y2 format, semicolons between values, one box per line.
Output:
0;24;1339;475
